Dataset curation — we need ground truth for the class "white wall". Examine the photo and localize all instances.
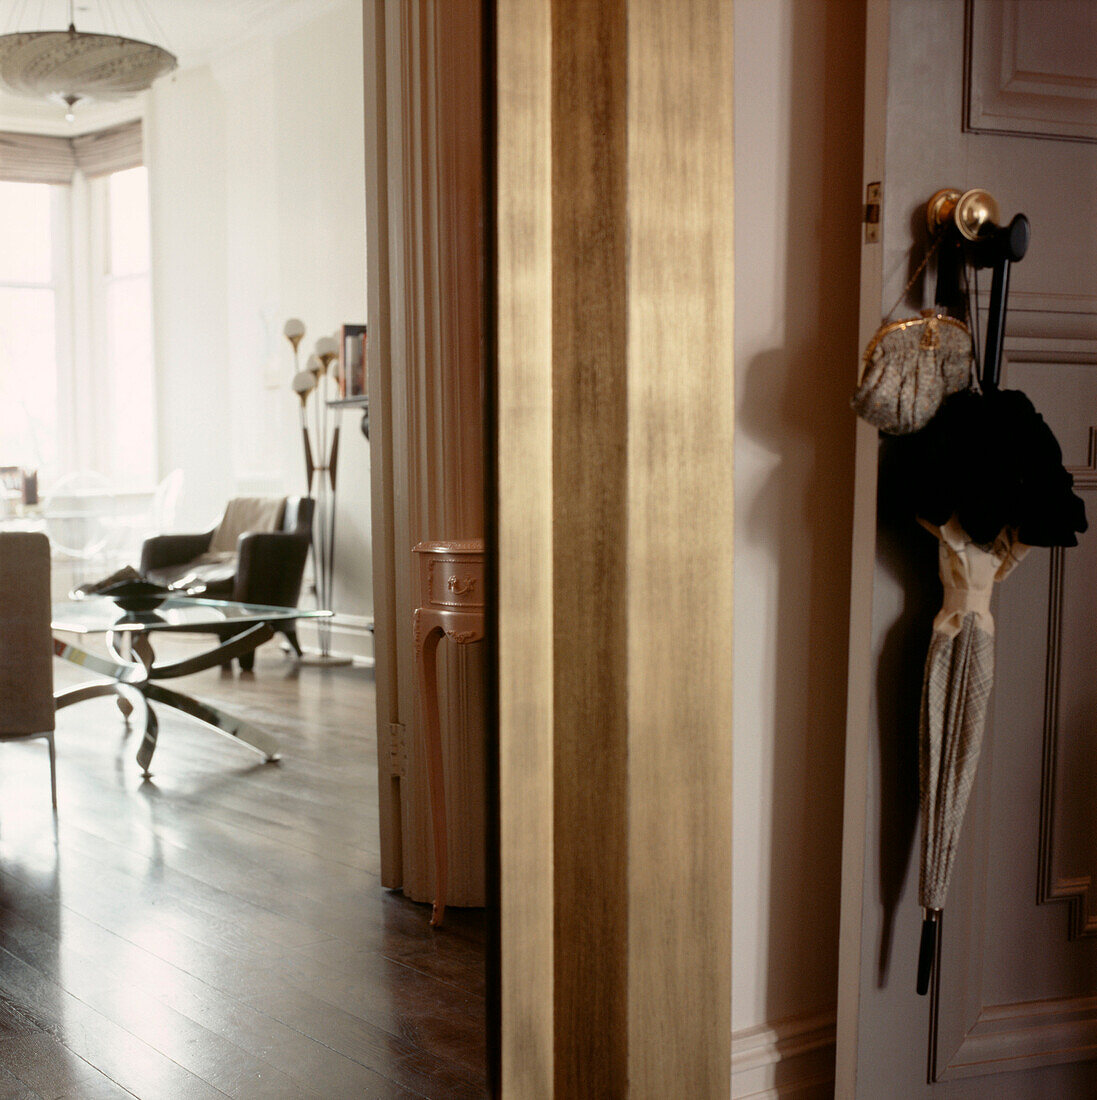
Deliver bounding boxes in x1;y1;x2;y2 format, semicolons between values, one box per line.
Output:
146;66;231;530
732;0;865;1091
146;1;372;649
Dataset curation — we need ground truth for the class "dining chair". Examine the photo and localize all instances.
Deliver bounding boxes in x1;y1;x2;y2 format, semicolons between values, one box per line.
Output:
0;532;57;809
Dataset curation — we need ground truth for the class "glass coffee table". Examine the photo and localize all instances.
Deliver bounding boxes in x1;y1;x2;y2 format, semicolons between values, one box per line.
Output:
52;596;332;776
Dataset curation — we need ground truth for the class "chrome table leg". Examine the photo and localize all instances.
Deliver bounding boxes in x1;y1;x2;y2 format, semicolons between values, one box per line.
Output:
144;682;281;764
54;623;282;774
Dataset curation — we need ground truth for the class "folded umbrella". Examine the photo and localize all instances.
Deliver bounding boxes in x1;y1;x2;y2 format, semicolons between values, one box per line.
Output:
915;518;1027;993
893;386;1087;994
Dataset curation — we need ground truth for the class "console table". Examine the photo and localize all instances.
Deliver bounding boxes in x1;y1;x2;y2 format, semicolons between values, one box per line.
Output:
412;539;485;926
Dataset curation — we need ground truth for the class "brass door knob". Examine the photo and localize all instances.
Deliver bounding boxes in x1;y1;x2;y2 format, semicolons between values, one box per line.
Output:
926;187;1001;240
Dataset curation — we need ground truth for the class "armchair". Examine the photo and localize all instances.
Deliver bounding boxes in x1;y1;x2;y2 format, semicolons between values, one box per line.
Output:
140;496;314;669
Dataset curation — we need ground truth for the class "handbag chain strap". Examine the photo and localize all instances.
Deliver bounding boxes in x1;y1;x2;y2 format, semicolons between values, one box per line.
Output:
883;234;944;320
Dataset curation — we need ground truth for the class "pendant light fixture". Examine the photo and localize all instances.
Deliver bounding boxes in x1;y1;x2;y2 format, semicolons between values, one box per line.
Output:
0;0;176;119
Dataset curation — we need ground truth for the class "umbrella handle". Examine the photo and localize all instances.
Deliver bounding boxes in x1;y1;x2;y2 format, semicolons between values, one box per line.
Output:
917;909;940;996
975;214;1029;391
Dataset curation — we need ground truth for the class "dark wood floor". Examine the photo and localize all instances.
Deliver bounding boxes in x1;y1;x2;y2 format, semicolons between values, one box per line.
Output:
0;639;486;1099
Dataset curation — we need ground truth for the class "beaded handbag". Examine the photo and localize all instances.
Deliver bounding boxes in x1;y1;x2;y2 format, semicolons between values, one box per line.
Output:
852;309;974;434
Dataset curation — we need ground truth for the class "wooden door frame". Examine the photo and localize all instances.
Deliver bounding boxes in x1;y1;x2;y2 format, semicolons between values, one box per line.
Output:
835;0;889;1091
366;1;735;1091
494;1;734;1093
365;0;487;908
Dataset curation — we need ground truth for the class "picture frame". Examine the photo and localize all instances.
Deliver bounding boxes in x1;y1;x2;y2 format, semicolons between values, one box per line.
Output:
339;324;368;399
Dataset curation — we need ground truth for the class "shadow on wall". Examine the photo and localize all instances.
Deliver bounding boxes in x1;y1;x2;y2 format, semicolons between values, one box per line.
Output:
734;0;866;1040
871;439;938;987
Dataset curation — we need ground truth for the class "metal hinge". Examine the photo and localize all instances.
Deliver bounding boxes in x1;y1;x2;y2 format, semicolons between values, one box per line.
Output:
864;181;882;243
388;723;407;776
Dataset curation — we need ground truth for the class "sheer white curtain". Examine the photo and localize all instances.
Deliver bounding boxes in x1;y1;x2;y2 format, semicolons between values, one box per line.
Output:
0;180;65;480
87;165;156;489
0;123;155;498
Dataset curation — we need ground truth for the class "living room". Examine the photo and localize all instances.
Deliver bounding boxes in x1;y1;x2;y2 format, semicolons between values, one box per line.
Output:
0;1;489;1095
1;0;374;657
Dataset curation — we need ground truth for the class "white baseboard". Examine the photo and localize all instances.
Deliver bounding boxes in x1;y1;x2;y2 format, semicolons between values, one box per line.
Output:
732;1011;836;1099
294;612;375;667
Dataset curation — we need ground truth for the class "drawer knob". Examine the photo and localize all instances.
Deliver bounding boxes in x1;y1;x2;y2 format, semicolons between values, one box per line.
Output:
447;575;477;596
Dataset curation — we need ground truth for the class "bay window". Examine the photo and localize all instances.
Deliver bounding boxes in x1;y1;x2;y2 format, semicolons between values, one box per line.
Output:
0;122;156;499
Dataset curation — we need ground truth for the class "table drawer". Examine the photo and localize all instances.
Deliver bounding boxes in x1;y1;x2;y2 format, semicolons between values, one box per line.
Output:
425;558;484;609
414;540;486;611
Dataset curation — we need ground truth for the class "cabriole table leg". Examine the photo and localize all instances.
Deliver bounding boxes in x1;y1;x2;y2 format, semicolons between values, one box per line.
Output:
415;610;449;927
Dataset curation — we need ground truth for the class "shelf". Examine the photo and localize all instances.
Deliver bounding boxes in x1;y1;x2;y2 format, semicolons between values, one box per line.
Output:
325;396;371;440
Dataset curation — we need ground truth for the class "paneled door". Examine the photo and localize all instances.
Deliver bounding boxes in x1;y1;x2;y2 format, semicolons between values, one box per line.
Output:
837;0;1097;1095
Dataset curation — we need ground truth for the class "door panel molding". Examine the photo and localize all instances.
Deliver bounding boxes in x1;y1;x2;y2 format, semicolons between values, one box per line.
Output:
994;292;1097;343
966;0;1097;143
1038;433;1097;938
939;994;1097;1080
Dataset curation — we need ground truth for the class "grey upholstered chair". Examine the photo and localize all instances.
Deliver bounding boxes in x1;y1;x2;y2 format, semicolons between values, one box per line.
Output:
0;532;57;808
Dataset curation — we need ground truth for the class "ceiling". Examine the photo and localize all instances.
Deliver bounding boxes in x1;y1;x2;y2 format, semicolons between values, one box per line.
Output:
0;0;342;130
3;0;340;68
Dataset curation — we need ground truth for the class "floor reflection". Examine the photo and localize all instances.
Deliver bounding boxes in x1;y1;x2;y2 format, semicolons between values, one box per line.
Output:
0;642;486;1097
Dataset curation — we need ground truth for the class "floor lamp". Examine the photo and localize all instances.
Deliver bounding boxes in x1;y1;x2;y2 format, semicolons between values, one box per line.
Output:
286;319;352;666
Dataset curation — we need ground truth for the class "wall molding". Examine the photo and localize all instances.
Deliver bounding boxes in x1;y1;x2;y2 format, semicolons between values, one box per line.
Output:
732;1013;836;1099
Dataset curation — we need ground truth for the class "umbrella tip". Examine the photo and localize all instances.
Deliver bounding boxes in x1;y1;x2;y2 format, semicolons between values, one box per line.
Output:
917;910;940;996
